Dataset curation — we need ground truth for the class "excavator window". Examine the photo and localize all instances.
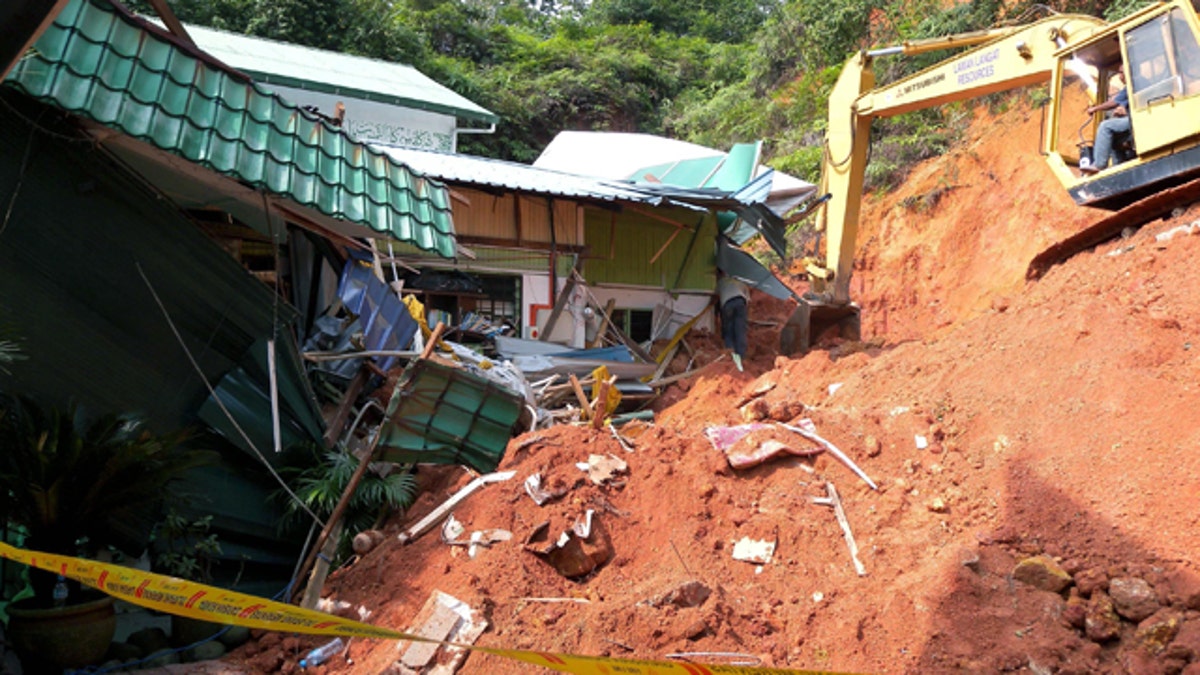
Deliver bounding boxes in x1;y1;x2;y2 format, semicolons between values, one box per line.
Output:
1167;8;1200;96
1124;9;1200;106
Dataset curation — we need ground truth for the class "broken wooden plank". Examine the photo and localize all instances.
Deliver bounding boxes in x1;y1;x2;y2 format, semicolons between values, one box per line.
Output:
825;482;866;577
591;298;617;349
569;373;591;420
608;422;635;452
539;275;577;341
323;366;369;447
304;349;421;363
591;375;617;429
400;601;460;669
645;355;725;388
648;343;679;383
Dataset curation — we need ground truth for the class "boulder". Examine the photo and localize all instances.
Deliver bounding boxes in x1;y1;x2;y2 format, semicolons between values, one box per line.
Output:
1111;577;1161;622
1085;592;1121;643
1135;609;1183;656
1013;556;1072;593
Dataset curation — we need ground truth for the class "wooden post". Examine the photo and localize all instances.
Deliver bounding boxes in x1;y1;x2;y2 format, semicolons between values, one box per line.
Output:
293;324;445;602
590;298;617;349
569;374;591;420
591;375;616;429
539;276;576;341
298;520;342;609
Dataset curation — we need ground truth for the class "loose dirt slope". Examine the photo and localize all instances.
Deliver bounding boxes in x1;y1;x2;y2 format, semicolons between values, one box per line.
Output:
235;100;1200;674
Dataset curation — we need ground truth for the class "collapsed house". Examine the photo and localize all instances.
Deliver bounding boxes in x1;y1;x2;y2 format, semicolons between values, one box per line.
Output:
0;0;813;594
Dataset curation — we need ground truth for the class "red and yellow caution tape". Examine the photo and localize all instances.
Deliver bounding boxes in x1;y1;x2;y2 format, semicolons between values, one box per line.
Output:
0;542;855;675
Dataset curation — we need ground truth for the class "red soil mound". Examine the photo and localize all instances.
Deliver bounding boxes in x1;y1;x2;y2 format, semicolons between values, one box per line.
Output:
231;99;1200;674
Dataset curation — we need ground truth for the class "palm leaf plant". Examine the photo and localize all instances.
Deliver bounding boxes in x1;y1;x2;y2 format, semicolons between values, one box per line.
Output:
282;445;418;563
0;393;211;605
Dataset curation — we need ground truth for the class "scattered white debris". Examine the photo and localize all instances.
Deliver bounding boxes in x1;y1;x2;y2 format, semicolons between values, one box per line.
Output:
915;435;929;450
828;382;843;396
732;537;776;564
1155;221;1200;243
812;592;824;603
524;473;557;506
582;453;627;485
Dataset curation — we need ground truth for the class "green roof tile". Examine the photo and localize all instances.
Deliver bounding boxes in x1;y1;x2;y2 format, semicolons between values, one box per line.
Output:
3;0;456;258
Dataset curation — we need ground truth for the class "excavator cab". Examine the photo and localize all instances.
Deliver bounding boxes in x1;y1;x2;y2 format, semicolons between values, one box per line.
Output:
782;0;1200;357
1049;3;1200;209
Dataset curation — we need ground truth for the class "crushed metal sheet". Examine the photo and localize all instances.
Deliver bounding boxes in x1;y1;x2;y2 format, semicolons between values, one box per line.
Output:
524;511;614;578
524;472;567;506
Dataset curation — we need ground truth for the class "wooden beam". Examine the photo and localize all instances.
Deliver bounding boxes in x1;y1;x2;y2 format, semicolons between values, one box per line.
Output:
648;227;683;265
569;374;591;419
608;210;617;260
591;298;616;349
539;275;577;342
147;0;195;46
588;294;653;363
625;204;694;230
512;193;522;245
322;366;369;447
454;235;585;254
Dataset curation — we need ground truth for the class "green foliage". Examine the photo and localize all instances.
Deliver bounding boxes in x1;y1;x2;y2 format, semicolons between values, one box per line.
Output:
0;395;211;602
585;0;777;44
282;447;418;562
153;509;222;583
134;0;1039;183
0;395;210;558
1102;0;1152;21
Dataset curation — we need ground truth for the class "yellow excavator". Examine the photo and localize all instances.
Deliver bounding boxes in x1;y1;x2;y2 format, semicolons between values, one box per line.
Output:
782;1;1200;354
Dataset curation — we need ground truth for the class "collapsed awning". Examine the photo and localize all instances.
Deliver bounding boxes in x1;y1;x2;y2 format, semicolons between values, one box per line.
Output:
376;360;525;474
716;239;800;302
3;0;457;257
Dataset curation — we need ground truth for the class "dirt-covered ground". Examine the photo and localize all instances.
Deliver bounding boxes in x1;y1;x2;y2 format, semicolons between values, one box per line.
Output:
231;100;1200;674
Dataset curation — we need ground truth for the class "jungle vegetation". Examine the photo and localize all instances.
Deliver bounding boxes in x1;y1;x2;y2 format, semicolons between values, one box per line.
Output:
134;0;1143;189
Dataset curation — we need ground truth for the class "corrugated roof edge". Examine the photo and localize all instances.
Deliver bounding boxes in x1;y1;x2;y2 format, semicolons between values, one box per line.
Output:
376;143;692;207
171;22;498;125
4;0;458;258
237;70;500;125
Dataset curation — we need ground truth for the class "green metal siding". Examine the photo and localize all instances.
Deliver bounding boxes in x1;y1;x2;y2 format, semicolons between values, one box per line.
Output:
582;208;717;291
0;95;311;593
0;93;322;439
3;0;456;257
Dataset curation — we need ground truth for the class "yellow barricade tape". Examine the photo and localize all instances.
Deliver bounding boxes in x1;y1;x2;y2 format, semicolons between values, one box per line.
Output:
0;542;852;675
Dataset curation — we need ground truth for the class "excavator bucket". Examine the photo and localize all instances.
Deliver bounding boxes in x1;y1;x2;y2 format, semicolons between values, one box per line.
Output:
779;301;861;356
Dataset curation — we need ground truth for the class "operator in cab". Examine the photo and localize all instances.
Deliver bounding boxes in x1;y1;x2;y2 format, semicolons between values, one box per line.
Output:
1081;63;1129;174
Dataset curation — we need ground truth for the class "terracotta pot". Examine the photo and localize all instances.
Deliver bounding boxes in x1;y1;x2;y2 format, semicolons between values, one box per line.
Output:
7;594;116;674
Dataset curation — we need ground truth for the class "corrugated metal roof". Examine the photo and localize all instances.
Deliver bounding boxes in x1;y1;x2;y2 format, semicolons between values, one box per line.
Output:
377;144;698;207
180;23;498;125
4;0;457;258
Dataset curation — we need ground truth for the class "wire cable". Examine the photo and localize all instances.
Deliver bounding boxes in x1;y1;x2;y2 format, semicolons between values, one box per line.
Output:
137;263;326;529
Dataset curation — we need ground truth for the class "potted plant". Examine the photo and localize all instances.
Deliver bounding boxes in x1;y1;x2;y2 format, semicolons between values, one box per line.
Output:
0;393;210;674
153;508;227;646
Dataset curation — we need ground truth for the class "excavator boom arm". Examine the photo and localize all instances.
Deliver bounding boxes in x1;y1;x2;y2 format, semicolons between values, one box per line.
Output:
811;14;1108;305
